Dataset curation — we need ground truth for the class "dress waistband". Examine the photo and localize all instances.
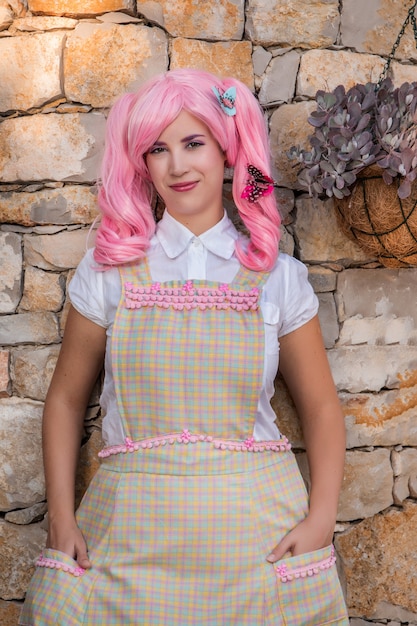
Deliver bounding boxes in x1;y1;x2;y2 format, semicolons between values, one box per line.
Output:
98;430;293;476
99;429;291;458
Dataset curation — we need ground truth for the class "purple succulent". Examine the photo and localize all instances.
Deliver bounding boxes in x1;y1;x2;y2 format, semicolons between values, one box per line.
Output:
288;78;417;199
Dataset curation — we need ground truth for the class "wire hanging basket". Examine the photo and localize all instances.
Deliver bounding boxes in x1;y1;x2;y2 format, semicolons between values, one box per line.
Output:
334;165;417;267
333;0;417;267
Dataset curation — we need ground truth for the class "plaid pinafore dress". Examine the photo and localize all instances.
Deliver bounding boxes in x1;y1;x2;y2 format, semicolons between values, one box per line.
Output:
21;259;348;625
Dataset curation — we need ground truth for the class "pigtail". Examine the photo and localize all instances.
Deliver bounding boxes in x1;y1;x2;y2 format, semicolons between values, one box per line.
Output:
94;93;156;267
219;79;281;272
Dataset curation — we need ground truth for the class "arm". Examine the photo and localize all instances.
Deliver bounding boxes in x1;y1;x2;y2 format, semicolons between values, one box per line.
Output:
266;314;345;562
43;305;106;568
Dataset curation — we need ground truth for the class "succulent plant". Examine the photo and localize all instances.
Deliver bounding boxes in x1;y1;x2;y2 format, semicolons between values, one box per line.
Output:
288;78;417;199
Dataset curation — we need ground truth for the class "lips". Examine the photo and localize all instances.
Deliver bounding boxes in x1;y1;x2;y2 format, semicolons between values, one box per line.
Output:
169;181;198;192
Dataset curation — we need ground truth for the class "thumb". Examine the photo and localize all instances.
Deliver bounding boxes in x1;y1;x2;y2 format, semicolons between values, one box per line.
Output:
266;537;293;564
75;545;92;569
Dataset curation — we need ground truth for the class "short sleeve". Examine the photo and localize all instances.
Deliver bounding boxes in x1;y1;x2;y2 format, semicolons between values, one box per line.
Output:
262;253;319;338
68;249;116;328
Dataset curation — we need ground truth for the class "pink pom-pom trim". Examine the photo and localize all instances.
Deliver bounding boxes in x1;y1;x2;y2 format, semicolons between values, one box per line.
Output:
275;546;336;583
36;554;85;577
124;281;260;312
98;429;291;458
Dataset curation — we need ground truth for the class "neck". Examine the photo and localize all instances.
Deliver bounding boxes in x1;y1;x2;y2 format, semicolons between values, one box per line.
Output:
166;208;224;236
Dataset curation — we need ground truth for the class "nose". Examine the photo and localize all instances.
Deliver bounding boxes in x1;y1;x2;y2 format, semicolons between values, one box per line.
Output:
169;149;190;177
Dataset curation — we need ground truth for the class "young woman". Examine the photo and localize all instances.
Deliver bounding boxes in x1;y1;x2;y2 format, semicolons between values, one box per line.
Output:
20;69;349;625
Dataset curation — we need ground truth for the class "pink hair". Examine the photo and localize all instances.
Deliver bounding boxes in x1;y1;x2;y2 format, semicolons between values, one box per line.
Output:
94;68;281;271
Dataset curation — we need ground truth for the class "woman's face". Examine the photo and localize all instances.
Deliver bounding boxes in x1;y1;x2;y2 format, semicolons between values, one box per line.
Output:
146;110;226;235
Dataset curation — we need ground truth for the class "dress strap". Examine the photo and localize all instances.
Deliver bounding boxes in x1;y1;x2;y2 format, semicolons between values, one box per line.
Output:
231;265;270;292
118;257;151;285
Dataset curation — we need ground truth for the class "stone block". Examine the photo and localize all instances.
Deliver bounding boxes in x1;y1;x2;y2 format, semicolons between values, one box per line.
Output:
392;448;417;504
258;50;300;104
275;187;294;223
0;5;13;30
12;345;60;400
338;449;393;521
336;268;417;345
318;292;339;349
370;601;417;624
341;0;417;60
0;520;46;600
0;113;106;183
0;350;10;397
335;502;417;617
137;0;244;40
96;11;141;23
342;384;417;448
12;15;78;30
308;266;337;293
328;345;417;393
0;397;45;511
0;33;64;112
245;0;339;47
28;0;135;16
293;196;370;264
170;39;254;90
64;23;168;108
5;502;47;525
339;316;415;347
278;227;294;256
252;46;272;77
269;101;317;188
297;49;385;98
0;232;22;314
392;60;417;87
0;186;99;227
0;600;23;626
0;312;60;345
20;267;64;312
24;229;90;270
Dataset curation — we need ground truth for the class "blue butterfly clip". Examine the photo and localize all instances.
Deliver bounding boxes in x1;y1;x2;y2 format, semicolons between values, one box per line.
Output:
212;86;237;116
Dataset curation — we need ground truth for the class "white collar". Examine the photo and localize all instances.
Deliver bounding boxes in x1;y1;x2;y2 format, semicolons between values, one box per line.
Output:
155;210;239;260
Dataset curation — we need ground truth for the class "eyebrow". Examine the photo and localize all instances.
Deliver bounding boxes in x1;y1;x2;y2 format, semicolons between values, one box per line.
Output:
152;134;206;147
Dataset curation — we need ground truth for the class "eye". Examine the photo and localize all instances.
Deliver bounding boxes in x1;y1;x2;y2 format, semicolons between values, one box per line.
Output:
186;141;204;149
148;146;166;155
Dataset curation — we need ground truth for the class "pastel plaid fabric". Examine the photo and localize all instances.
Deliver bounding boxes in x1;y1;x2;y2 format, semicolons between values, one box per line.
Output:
21;451;348;625
20;260;348;625
111;260;268;441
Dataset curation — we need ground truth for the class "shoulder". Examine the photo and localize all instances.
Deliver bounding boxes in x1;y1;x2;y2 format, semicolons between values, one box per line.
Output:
71;248;121;282
265;252;312;295
262;253;318;336
68;248;122;328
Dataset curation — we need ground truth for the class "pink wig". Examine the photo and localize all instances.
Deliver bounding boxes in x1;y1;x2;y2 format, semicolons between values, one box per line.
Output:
94;68;281;271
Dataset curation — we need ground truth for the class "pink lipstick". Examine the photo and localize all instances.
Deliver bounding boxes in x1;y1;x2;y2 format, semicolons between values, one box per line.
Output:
170;181;198;192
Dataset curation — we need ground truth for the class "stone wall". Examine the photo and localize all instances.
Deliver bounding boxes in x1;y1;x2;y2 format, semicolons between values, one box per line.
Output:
1;0;417;624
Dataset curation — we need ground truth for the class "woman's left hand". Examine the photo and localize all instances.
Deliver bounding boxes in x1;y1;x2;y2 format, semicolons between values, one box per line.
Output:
266;514;335;563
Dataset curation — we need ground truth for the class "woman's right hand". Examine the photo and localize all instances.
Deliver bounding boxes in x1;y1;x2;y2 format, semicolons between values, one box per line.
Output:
47;517;92;569
42;307;106;572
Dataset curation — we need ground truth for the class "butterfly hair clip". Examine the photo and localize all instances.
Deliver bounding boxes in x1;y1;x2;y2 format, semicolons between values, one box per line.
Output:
241;165;278;203
212;86;237;116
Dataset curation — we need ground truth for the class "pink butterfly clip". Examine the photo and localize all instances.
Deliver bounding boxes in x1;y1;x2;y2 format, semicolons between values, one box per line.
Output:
241;165;278;203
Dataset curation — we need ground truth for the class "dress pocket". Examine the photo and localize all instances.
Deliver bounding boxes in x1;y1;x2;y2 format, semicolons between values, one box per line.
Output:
36;548;86;577
19;549;87;625
274;545;348;626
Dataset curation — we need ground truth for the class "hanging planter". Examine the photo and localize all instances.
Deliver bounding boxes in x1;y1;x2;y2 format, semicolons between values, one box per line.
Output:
334;165;417;267
288;1;417;267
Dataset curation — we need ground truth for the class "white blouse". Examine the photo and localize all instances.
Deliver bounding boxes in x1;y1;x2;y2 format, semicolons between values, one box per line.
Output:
69;211;318;445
